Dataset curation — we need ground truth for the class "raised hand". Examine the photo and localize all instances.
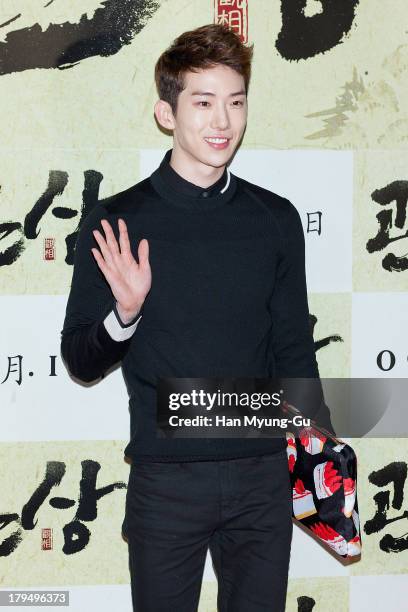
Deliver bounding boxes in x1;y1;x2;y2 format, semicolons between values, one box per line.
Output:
91;218;151;324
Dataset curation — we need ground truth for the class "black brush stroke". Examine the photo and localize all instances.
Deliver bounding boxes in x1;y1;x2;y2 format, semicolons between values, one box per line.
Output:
0;14;21;29
0;0;159;75
277;0;360;61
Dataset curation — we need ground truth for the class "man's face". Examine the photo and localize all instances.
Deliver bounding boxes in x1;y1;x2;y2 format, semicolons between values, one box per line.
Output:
169;64;248;171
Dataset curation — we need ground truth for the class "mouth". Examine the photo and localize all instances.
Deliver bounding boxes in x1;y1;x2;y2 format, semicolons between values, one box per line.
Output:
204;137;230;150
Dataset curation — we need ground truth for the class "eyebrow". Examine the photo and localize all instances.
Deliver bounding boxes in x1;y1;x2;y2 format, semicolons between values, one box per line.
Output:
190;90;246;97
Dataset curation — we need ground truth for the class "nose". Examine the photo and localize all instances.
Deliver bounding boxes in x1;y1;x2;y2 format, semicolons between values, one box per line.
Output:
210;102;230;131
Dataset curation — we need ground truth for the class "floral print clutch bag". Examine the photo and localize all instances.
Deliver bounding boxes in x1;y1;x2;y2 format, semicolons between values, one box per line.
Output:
282;401;362;560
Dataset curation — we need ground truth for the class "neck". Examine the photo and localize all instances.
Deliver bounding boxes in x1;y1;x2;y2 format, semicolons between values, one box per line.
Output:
169;146;226;189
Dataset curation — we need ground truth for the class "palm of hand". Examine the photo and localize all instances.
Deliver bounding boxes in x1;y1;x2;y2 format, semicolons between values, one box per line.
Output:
91;217;151;317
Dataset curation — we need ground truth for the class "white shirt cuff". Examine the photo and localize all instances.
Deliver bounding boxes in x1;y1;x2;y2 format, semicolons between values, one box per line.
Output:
103;309;142;341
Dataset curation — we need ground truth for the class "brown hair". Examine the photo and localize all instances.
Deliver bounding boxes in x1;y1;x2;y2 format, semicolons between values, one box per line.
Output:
154;23;254;115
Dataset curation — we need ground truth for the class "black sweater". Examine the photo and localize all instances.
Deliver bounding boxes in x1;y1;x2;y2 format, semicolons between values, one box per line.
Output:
61;149;330;462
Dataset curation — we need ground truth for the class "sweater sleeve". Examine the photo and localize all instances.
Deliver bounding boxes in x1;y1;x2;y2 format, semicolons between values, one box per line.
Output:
269;199;336;434
60;204;142;383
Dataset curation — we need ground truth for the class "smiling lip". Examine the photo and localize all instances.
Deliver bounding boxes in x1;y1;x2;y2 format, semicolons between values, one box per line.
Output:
204;137;230;150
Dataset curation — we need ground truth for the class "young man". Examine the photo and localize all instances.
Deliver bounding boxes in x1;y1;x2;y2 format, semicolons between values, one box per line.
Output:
61;23;334;612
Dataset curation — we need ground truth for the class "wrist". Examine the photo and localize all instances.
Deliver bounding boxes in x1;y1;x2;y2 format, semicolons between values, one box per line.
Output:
115;301;143;326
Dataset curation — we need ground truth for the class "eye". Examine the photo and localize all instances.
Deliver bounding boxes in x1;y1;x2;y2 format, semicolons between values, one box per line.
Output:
232;100;244;106
197;101;210;107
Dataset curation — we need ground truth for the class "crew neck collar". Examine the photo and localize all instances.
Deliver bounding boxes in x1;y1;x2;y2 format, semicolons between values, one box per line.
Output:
149;148;237;211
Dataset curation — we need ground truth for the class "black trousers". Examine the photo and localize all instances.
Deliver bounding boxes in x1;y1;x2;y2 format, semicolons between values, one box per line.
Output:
122;450;293;612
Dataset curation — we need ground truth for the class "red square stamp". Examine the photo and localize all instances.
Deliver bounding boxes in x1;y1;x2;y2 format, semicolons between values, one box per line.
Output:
215;0;248;43
41;528;53;551
44;237;55;261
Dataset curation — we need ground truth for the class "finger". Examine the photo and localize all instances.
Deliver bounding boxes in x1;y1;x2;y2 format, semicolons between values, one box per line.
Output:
138;238;150;268
118;218;132;258
91;247;114;284
100;219;120;256
92;228;114;266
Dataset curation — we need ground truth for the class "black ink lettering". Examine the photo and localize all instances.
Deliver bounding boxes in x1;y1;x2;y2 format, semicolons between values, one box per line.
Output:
0;513;23;557
1;169;103;268
366;181;408;272
0;0;159;75
364;462;408;553
297;595;316;611
306;211;322;235
21;462;66;529
377;350;395;372
277;0;360;61
309;314;343;352
24;171;68;239
64;170;102;265
49;356;57;377
1;355;23;386
62;519;90;555
0;221;24;266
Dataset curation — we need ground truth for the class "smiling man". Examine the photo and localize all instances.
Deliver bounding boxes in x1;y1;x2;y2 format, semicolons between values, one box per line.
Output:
157;63;245;185
61;23;334;612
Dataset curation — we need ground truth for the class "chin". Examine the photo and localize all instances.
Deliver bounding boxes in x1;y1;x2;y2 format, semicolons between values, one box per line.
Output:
201;147;232;165
202;156;229;169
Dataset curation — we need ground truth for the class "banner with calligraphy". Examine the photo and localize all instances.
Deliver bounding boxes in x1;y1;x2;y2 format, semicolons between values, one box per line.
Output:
1;1;407;610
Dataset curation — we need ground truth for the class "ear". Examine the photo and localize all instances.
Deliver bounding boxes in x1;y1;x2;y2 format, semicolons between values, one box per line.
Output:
154;99;176;131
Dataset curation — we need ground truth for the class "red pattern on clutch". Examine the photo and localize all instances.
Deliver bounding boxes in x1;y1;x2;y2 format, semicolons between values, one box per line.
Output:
283;401;362;560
